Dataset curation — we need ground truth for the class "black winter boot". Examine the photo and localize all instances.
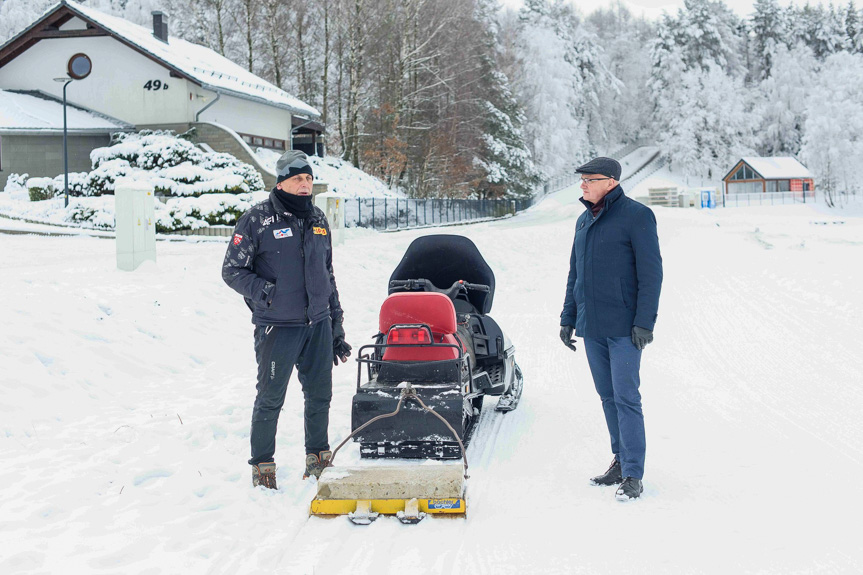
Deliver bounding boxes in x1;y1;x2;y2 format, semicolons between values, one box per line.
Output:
252;462;277;489
590;459;623;486
615;477;643;501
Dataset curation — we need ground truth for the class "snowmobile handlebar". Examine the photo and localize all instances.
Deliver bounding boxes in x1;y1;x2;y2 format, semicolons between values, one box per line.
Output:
389;278;490;298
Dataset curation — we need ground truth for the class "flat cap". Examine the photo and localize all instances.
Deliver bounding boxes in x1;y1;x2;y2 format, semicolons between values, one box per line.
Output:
575;157;621;180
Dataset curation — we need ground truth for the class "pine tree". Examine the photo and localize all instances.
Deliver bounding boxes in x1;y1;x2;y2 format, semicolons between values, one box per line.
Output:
847;0;859;48
472;0;542;199
751;0;786;78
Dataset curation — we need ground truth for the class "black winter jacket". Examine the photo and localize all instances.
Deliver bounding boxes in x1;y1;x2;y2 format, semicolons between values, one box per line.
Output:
222;190;343;327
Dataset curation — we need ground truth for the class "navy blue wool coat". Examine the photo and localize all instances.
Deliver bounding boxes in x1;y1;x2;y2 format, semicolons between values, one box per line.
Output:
560;185;662;338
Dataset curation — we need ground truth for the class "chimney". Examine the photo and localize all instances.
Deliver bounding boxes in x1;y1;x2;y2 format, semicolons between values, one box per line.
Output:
152;11;168;43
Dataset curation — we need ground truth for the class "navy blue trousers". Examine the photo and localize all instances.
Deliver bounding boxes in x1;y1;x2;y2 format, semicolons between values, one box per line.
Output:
249;320;333;466
584;336;645;479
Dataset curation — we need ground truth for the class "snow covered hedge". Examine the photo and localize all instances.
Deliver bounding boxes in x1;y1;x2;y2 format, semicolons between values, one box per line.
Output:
1;131;268;232
88;131;264;197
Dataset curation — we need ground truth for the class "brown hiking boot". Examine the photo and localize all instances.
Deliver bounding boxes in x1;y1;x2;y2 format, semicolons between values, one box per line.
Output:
252;462;277;489
303;450;333;480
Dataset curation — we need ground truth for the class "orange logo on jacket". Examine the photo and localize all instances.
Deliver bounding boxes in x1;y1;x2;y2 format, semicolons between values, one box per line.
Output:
313;226;327;235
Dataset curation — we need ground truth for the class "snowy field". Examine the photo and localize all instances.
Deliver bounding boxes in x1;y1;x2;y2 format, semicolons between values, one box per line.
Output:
2;187;862;574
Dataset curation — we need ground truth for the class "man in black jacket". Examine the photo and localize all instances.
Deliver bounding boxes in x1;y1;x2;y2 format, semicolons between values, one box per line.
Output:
559;157;662;501
223;150;351;489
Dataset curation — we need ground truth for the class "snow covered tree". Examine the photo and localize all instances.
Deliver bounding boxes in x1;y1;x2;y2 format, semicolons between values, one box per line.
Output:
585;4;655;145
471;0;542;199
755;43;817;156
512;0;619;175
656;64;756;180
796;3;848;59
0;0;55;42
751;0;788;78
676;0;744;73
800;51;863;206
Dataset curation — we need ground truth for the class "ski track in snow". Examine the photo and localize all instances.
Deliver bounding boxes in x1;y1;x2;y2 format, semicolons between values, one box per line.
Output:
1;192;863;573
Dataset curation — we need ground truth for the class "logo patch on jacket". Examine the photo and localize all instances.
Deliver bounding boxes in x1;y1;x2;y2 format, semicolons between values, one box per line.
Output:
232;233;243;245
273;228;293;239
313;226;327;236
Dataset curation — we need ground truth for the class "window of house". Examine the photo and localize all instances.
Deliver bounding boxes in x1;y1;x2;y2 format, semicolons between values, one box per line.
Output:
730;164;757;180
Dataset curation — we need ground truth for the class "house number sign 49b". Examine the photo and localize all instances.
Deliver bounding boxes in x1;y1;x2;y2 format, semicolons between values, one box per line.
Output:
144;80;169;90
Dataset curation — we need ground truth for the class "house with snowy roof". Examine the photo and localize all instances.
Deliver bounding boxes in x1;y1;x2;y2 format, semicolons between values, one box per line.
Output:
722;157;814;198
0;0;323;189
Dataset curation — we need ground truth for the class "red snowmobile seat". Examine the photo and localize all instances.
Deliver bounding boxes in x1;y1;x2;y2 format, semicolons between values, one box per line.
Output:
379;293;461;361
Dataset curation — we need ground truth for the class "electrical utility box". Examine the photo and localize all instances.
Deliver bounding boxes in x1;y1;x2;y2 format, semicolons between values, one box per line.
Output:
115;178;156;271
315;192;346;247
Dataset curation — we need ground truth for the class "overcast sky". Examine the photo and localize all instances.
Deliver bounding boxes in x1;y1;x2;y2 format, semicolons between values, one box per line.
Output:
498;0;815;20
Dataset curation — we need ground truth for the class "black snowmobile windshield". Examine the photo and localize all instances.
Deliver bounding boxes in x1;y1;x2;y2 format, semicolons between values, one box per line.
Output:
388;234;495;315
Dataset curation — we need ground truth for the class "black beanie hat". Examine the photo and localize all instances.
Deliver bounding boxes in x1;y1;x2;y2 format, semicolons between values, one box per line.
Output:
276;150;314;183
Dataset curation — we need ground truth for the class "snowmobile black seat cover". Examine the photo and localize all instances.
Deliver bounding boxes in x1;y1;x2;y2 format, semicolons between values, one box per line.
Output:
389;235;495;315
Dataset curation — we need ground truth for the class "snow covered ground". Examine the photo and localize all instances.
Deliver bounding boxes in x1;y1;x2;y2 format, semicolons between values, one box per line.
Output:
2;188;862;574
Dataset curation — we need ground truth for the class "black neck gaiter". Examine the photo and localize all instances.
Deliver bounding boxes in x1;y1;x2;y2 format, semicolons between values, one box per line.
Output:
274;189;314;219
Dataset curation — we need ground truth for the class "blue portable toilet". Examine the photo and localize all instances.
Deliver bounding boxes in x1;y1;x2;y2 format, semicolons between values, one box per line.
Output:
700;189;715;209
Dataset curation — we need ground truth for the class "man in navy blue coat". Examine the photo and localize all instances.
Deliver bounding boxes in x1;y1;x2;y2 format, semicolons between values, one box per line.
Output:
559;157;662;501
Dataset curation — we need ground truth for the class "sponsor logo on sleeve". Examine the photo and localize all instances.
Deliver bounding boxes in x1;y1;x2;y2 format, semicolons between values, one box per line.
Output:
232;233;243;246
273;228;293;239
313;226;328;236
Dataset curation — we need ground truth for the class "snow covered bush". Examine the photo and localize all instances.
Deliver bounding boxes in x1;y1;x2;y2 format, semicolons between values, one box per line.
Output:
26;177;57;201
154;193;256;232
89;131;264;196
3;172;28;192
85;159;133;196
66;198;115;229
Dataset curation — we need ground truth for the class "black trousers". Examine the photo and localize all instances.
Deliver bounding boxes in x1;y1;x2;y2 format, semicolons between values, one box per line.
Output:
248;320;333;466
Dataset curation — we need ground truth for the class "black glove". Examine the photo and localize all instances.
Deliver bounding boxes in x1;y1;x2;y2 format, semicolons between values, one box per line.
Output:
631;326;654;350
332;319;352;365
559;325;577;352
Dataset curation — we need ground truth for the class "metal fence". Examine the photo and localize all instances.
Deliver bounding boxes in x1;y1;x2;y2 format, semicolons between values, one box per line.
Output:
722;190;816;207
342;196;534;230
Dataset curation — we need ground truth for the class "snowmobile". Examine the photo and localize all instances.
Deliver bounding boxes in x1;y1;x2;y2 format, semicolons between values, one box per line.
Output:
309;235;523;523
349;234;524;460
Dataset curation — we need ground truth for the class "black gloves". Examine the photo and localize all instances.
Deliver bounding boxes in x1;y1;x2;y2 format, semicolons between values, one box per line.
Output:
631;326;654;350
559;325;577;352
332;318;352;365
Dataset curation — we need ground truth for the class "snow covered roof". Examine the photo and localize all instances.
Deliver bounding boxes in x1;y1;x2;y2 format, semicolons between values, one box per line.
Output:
2;1;319;118
0;89;132;134
733;157;813;180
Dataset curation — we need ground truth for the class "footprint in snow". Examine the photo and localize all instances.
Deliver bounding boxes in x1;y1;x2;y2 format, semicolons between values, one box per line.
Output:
133;469;174;487
34;352;54;367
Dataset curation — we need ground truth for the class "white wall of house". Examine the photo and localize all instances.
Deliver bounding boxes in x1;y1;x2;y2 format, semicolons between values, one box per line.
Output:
194;90;293;143
0;35;192;125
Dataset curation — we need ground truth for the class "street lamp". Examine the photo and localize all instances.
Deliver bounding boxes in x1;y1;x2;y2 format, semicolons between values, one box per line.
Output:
53;53;92;208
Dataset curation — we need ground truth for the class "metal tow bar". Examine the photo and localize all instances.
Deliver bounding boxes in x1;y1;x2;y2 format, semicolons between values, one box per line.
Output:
327;383;469;479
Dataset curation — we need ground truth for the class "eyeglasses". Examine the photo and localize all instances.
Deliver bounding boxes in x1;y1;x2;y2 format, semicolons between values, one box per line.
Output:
580;177;612;184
